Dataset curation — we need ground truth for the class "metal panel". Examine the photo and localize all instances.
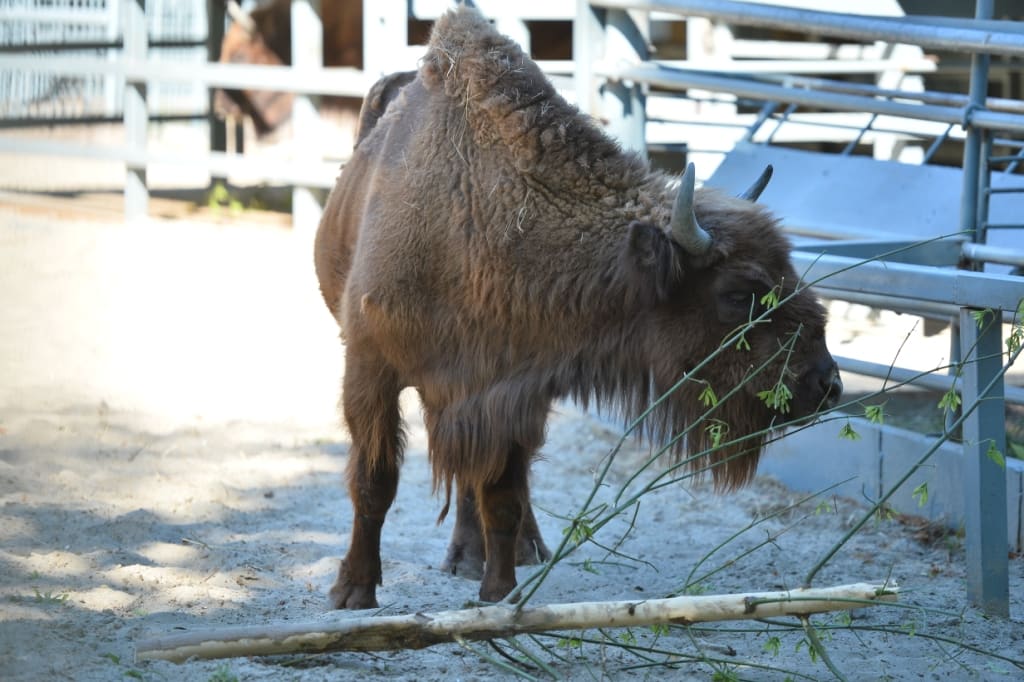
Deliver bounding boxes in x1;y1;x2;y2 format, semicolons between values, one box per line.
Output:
710;143;966;242
759;418;880;502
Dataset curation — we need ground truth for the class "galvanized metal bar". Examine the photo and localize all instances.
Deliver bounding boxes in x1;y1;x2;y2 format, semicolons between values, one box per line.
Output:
834;355;1024;407
923;124;954;164
982;223;1024;231
754;73;1024;115
601;65;1024;134
841;111;877;156
742;101;778;143
814;287;1019;325
790;252;1024;313
589;0;1024;58
959;307;1010;618
764;103;796;144
122;0;148;221
960;0;1007;618
797;239;962;266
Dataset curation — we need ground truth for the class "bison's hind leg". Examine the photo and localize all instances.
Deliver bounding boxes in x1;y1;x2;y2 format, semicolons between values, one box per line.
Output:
476;444;536;603
441;482;486;579
442;477;552;581
330;349;405;610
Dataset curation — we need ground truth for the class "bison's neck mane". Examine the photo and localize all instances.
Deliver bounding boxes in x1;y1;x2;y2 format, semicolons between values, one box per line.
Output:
422;7;649;198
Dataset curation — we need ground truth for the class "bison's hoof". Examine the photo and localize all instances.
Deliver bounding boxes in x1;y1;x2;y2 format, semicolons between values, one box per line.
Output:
441;542;485;580
328;580;378;610
479;578;518;604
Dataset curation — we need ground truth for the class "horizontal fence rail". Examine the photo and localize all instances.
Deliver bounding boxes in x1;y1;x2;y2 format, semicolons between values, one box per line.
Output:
591;0;1024;57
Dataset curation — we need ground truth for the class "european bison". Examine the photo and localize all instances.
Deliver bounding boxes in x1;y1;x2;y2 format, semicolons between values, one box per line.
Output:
314;7;842;608
214;0;362;143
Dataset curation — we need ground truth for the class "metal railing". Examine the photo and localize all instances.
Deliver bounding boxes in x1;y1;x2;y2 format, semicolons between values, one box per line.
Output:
578;0;1024;616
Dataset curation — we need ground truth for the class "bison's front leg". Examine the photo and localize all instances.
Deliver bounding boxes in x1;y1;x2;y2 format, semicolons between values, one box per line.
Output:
476;446;531;602
442;479;552;579
329;353;404;610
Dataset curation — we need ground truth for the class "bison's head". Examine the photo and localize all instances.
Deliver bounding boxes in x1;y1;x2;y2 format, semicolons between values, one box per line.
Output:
213;0;294;135
621;164;842;488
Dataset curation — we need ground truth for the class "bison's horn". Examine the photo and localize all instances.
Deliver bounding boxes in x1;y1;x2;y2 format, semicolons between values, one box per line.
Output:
738;164;773;202
669;163;713;256
225;0;257;36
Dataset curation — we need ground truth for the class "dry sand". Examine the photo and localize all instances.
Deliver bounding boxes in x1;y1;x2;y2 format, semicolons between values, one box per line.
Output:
1;203;1022;681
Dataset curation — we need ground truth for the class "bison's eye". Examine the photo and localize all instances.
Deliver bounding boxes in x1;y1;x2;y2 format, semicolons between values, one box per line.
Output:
723;291;755;308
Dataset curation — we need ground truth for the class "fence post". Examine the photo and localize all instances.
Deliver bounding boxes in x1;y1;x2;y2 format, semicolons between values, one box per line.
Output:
362;0;407;78
122;0;148;220
959;307;1010;617
291;0;324;232
573;0;606;120
575;3;647;156
206;0;227;185
608;10;649;156
957;0;1008;618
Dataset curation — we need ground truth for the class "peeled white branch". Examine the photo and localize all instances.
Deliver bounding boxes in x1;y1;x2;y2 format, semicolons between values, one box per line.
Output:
136;580;897;663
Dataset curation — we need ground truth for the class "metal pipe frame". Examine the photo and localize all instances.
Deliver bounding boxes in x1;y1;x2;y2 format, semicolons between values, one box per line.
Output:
601;64;1024;134
835;355;1024;407
590;0;1024;58
578;0;1022;617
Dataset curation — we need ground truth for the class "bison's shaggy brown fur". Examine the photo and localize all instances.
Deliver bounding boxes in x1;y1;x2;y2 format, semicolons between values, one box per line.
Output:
314;7;841;608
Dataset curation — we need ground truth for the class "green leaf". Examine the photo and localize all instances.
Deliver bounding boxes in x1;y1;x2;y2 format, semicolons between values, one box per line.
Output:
563;517;594;545
699;384;719;408
705;419;728;448
864;403;885;425
758;381;793;413
986;441;1006;469
760;285;781;309
937;388;961;414
912;482;928;507
649;623;670;636
763;635;781;656
970;308;992;328
1009;442;1024;459
839;422;861;441
735;334;751;351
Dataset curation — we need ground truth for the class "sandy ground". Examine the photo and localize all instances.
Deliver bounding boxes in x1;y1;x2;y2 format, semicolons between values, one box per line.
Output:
1;201;1023;681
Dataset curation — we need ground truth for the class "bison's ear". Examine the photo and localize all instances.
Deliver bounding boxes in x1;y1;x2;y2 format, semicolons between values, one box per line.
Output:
622;220;684;303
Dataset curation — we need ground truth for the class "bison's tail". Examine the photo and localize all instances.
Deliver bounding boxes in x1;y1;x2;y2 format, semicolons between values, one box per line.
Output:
435;474;454;525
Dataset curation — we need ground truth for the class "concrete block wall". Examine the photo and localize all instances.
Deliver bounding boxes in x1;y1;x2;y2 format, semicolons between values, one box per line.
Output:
761;418;1024;552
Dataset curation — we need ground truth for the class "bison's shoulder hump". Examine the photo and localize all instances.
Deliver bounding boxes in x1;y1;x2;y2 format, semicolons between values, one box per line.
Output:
420;6;646;192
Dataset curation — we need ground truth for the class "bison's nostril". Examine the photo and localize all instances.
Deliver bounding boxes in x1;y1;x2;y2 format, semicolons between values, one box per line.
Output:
823;370;843;407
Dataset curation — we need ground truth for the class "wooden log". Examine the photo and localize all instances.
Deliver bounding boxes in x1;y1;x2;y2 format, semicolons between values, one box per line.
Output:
136;581;897;663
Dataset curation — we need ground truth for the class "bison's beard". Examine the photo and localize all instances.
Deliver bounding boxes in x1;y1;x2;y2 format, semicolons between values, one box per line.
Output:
595;379;771;492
